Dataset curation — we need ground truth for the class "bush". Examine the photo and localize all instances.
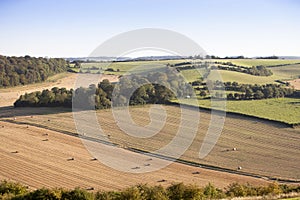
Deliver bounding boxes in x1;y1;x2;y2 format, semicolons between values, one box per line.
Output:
0;180;27;197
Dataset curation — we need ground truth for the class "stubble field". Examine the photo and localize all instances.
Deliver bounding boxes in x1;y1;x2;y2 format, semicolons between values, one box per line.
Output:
1;105;299;184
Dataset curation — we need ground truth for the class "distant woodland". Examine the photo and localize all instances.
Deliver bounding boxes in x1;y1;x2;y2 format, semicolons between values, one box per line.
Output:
0;55;68;87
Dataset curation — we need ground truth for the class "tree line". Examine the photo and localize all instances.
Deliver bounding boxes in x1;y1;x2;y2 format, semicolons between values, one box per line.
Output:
0;55;68;87
213;81;295;100
211;64;273;76
171;61;273;77
15;68;194;109
192;80;297;100
1;180;299;200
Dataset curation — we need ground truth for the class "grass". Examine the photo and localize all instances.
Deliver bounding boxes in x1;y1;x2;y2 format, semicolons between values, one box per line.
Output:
177;97;300;124
212;59;300;67
72;59;299;84
77;60;187;75
271;64;300;80
179;69;203;82
208;70;282;84
166;65;298;84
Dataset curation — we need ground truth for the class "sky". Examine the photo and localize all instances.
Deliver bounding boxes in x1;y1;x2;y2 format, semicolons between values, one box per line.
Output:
0;0;299;57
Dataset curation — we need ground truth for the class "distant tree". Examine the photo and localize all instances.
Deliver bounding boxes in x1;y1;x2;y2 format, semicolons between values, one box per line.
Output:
227;93;234;99
199;90;207;97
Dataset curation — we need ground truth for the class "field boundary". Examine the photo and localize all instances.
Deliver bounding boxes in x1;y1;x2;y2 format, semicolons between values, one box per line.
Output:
1;118;300;184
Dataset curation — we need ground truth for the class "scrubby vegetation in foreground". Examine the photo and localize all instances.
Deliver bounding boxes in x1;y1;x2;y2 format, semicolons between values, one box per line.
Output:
1;180;299;200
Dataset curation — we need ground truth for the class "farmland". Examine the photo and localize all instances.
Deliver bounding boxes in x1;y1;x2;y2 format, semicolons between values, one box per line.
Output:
0;72;118;107
0;58;300;194
211;59;300;67
178;97;300;124
0;115;269;190
72;60;186;75
208;70;281;84
2;105;299;182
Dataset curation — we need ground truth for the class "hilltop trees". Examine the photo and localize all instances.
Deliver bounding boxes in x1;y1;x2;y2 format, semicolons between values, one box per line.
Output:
0;55;68;87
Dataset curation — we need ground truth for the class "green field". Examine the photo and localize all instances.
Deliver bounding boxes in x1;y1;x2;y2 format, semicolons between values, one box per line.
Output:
177;68;287;84
178;97;300;124
70;59;300;84
182;64;299;84
212;59;300;67
271;64;300;79
209;70;282;84
74;60;186;75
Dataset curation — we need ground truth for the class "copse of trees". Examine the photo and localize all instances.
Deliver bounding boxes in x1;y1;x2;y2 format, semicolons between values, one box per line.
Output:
1;180;300;200
212;81;296;100
15;68;194;109
0;55;68;87
14;87;73;108
192;79;298;100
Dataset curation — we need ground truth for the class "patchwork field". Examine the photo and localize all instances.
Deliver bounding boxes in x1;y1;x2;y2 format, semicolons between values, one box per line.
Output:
74;60;187;75
2;105;299;182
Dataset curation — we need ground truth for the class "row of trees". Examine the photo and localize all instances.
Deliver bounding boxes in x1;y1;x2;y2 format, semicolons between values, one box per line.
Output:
0;55;68;87
211;63;273;76
212;81;296;100
1;180;299;200
15;68;194;109
191;80;297;100
171;61;273;77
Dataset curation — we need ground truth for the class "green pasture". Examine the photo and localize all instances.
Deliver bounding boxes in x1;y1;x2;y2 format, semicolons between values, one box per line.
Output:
211;59;300;67
177;97;300;124
271;64;300;79
77;60;187;75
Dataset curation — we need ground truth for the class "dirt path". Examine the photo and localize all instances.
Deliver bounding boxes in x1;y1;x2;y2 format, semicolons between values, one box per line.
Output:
0;121;269;190
0;73;119;107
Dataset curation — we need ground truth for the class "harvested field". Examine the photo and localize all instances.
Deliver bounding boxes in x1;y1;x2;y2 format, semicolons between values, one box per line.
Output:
2;105;300;182
288;79;300;90
0;121;268;190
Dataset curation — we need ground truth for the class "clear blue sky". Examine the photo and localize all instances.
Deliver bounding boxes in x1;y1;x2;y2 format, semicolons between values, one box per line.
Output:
0;0;299;57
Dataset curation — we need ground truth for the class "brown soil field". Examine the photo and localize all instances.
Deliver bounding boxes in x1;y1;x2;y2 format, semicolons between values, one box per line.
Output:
0;120;269;191
1;105;299;183
288;79;300;90
0;72;119;107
